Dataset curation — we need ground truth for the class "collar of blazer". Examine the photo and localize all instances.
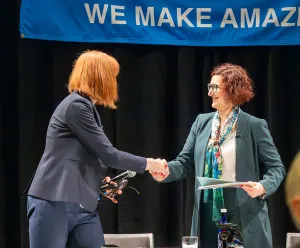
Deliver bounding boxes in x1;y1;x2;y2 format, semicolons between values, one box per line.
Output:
74;91;94;105
205;109;247;138
236;109;247;139
73;91;101;125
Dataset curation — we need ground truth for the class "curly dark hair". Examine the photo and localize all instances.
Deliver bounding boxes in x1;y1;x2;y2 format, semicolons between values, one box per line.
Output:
211;63;255;105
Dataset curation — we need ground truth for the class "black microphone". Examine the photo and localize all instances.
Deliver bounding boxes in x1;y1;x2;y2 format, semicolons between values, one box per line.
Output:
110;170;136;182
100;170;136;191
235;130;241;138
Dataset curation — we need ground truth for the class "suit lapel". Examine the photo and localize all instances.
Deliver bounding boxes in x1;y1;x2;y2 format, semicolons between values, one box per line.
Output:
196;116;213;179
76;92;101;127
193;114;213;233
235;109;247;181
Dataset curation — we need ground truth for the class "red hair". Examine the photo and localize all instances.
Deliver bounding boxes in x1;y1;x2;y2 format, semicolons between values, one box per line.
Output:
211;63;255;105
68;50;119;109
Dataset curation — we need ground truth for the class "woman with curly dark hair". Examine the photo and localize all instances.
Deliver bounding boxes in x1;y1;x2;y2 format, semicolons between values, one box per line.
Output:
151;63;285;247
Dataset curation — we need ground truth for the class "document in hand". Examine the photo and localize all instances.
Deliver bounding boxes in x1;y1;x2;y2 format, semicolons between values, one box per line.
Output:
196;177;248;190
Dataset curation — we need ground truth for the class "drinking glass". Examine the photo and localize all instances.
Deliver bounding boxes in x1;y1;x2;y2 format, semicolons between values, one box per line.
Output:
182;236;198;248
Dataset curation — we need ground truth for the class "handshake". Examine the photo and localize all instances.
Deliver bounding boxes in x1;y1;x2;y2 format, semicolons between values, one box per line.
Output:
146;158;169;182
103;158;169;204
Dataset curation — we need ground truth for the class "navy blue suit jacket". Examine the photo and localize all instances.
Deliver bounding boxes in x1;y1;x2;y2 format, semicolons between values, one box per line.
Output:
25;92;146;212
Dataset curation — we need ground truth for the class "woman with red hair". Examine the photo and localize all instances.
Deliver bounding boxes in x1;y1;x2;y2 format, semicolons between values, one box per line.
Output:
152;63;285;248
25;50;169;248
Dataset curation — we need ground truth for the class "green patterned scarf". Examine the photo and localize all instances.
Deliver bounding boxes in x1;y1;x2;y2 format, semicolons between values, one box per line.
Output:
203;106;239;221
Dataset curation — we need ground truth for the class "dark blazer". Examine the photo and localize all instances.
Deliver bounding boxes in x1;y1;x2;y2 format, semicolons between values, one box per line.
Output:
163;110;286;248
25;92;146;212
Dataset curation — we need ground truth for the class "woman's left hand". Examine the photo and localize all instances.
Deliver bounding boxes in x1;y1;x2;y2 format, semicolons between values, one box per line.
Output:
240;181;266;198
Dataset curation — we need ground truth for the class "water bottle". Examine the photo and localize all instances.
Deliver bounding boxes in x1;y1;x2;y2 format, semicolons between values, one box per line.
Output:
218;208;227;248
221;208;227;223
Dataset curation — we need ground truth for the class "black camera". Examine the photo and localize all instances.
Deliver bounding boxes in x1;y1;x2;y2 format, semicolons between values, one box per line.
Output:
217;223;245;248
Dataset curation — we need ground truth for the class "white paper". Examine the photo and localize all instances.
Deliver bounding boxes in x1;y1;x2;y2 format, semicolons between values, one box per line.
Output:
196;177;250;190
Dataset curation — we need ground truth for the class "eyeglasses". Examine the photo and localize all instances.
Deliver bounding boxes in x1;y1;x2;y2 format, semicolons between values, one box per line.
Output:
207;84;221;92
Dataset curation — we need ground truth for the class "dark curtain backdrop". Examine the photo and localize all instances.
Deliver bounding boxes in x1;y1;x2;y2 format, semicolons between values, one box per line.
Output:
2;1;300;248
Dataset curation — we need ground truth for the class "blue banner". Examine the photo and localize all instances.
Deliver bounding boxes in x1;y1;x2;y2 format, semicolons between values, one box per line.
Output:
20;0;300;46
